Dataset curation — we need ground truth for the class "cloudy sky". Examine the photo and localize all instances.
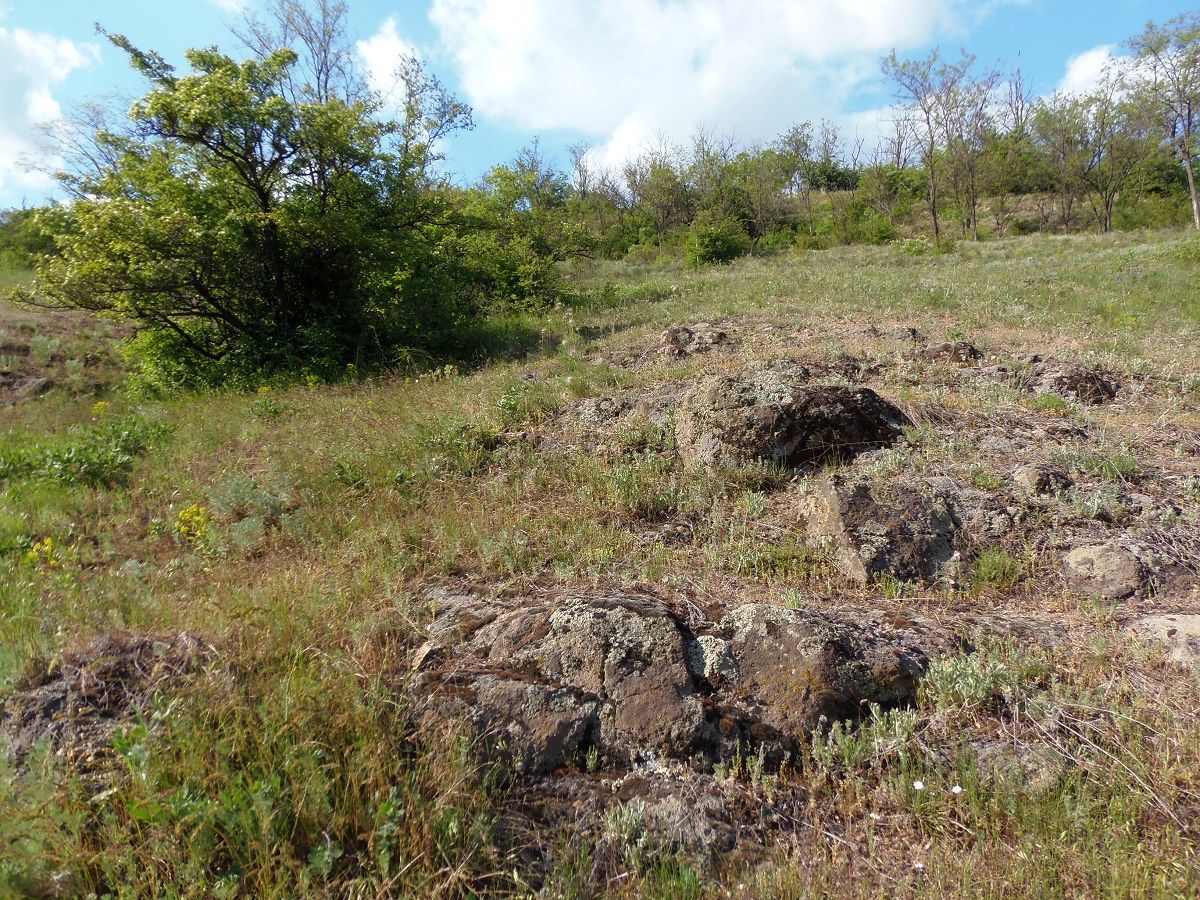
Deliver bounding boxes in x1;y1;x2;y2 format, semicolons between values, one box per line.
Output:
0;0;1188;206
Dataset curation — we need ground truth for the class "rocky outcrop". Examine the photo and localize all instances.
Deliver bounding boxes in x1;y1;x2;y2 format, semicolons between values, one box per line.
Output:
801;474;964;584
675;369;909;468
410;588;962;773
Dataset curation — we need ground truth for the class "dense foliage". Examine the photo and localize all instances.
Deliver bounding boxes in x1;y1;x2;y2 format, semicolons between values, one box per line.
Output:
8;4;565;390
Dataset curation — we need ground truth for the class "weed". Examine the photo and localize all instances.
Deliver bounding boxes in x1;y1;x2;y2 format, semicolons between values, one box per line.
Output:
28;334;58;366
1054;445;1139;482
921;645;1049;712
966;464;1006;490
0;416;169;487
173;503;212;545
970;546;1025;589
1031;393;1071;415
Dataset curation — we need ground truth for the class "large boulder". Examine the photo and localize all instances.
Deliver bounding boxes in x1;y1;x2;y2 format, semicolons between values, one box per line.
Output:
802;474;964;584
675;372;909;468
698;604;954;753
412;591;708;771
411;588;962;772
1063;542;1145;599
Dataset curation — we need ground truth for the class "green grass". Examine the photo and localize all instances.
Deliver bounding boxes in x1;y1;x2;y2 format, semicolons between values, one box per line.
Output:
1;229;1200;896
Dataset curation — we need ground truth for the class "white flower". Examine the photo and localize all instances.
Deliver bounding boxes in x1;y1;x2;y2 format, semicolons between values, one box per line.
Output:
951;785;963;795
913;861;926;871
912;780;925;791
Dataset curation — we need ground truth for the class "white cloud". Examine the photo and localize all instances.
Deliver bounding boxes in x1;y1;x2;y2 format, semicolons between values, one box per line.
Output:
357;17;421;101
1057;44;1119;96
0;26;98;198
427;0;1008;168
208;0;249;14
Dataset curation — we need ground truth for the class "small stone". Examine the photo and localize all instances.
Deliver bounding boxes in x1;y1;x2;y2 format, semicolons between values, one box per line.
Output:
1032;363;1119;405
908;341;982;365
410;641;444;672
660;323;729;359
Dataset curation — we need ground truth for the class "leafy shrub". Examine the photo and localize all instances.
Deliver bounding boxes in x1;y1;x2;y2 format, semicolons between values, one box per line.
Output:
207;474;293;525
684;213;750;268
0;416;169;486
921;646;1049;712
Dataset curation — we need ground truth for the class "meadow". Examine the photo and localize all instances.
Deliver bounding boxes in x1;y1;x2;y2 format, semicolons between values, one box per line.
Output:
1;228;1200;897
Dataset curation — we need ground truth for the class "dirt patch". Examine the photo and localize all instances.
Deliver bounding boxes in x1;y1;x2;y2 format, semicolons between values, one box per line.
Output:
1;632;209;778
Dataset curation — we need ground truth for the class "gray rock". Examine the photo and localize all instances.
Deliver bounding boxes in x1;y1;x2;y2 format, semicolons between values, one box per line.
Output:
711;604;946;750
802;474;963;584
530;596;708;761
1063;542;1145;599
908;341;983;365
675;372;909;468
1032;363;1119;405
660;323;729;359
13;376;53;399
1127;614;1200;663
1012;463;1073;497
415;593;707;767
438;676;600;776
574;395;633;425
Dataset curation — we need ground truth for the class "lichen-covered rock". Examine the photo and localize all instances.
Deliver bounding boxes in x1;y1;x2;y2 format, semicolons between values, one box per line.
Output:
1012;462;1073;497
802;474;963;584
427;676;600;776
1063;542;1145;599
574;395;633;425
706;604;947;751
1032;363;1119;405
414;592;707;767
675;371;909;468
908;341;983;365
412;588;964;772
660;323;729;359
529;596;709;761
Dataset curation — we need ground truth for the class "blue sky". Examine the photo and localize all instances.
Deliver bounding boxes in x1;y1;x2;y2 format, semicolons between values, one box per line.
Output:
0;0;1192;207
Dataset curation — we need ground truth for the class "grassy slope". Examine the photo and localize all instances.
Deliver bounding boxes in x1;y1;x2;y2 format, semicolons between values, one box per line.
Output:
1;230;1200;896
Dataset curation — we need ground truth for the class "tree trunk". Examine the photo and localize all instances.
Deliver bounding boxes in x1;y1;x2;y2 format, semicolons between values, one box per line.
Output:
928;161;940;239
1182;140;1200;230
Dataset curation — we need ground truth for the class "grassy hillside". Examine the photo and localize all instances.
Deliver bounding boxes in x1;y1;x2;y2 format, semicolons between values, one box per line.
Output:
2;229;1200;896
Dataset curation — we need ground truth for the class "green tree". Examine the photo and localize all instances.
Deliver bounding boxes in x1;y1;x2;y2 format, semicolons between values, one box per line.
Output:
13;23;472;387
1128;13;1200;229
